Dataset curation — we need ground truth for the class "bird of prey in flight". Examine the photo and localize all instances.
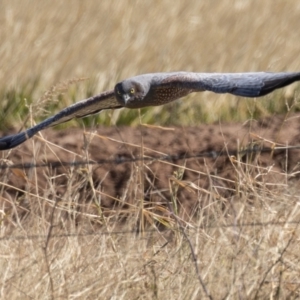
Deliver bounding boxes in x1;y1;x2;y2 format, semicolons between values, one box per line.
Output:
0;71;300;150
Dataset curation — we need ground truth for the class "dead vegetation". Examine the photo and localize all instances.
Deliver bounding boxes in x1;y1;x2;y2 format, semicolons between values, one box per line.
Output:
1;0;300;298
2;116;300;298
1;0;300;129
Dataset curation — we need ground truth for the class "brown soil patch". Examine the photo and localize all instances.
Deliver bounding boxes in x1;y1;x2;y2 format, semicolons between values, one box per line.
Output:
1;113;300;220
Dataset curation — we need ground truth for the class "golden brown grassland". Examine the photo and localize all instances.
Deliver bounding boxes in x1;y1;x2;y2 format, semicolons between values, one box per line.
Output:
1;0;300;298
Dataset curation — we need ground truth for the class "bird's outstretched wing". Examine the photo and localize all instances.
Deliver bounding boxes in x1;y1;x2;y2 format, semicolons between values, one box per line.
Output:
159;72;300;97
0;90;121;150
1;71;300;151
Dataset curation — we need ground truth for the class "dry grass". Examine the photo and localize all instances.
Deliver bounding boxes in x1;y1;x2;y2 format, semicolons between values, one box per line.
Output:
1;0;300;128
1;0;300;298
1;138;300;299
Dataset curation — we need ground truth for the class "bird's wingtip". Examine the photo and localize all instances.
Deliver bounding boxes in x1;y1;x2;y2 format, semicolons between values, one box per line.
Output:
0;132;28;151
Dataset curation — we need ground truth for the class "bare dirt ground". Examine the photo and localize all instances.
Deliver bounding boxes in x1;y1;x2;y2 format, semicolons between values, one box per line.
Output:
2;113;300;221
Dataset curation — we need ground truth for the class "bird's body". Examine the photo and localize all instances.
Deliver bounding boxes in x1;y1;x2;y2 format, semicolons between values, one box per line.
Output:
1;71;300;150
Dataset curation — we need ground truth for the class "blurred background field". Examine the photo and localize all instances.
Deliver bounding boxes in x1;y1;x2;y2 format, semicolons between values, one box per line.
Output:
1;1;300;298
1;0;300;130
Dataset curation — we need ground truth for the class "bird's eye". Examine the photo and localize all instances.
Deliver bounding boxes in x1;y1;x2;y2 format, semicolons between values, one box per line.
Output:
130;88;135;94
117;89;121;95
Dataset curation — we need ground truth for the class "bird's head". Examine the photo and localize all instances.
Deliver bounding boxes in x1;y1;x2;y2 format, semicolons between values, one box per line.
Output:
114;78;150;108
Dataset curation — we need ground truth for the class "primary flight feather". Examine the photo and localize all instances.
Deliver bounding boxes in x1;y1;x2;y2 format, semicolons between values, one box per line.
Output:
1;71;300;150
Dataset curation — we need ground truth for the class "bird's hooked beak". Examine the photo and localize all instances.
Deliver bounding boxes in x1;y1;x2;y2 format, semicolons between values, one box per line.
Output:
122;94;131;104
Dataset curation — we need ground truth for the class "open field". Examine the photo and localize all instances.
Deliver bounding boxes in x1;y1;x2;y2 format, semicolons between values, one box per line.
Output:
1;1;300;298
1;0;300;129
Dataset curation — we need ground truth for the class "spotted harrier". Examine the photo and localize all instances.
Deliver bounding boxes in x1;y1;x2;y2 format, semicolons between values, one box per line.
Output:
1;71;300;150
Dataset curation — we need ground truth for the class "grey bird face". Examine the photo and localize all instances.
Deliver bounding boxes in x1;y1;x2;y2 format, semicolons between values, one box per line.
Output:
114;79;149;108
